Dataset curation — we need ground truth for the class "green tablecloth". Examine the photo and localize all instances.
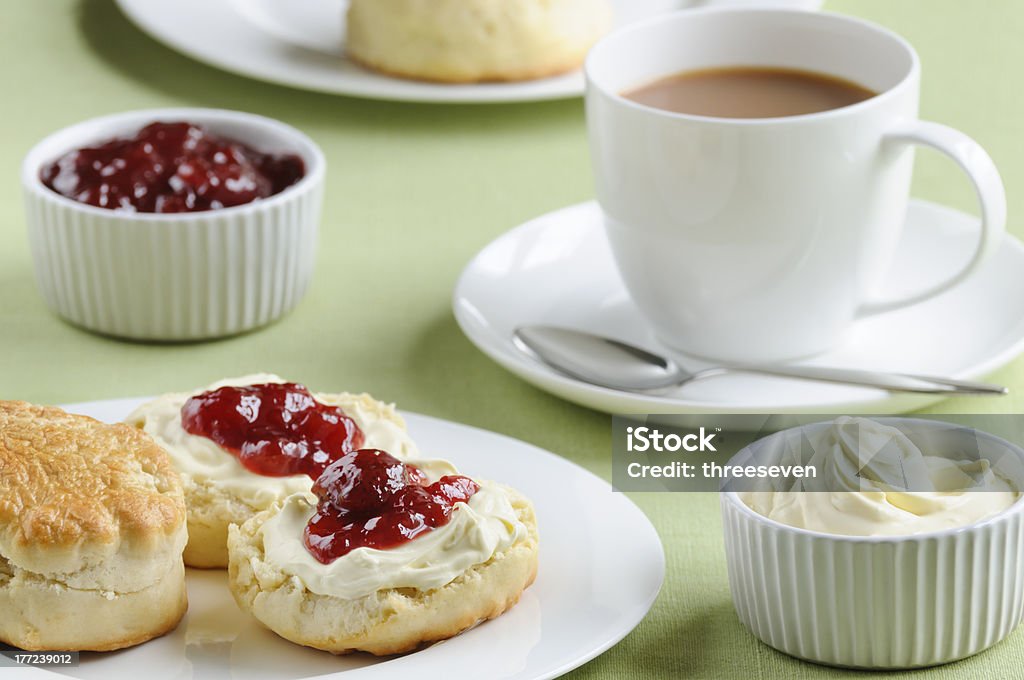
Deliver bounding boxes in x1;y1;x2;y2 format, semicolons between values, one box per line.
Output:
2;1;1024;677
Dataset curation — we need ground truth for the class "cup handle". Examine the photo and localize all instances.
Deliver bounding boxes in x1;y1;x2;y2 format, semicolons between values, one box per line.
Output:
858;120;1006;316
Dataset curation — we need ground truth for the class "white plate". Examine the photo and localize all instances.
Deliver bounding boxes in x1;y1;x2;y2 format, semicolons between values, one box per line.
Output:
16;399;664;680
114;0;823;104
453;199;1024;414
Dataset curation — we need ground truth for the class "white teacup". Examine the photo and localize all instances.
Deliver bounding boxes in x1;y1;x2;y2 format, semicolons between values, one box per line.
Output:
585;9;1005;363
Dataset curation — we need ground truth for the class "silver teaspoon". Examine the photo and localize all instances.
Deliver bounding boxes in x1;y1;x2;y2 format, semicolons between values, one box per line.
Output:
512;325;1008;396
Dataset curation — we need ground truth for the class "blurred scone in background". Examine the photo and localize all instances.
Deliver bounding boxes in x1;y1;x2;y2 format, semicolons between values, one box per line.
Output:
346;0;614;82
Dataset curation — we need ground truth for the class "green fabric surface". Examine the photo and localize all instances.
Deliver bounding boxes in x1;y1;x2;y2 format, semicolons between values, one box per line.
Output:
1;1;1023;677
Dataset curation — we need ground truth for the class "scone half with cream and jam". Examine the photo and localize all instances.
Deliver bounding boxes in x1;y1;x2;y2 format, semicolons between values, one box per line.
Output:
126;374;419;568
0;401;187;651
227;449;538;655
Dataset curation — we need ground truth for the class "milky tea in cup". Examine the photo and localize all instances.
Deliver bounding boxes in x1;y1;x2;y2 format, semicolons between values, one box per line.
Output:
624;66;875;119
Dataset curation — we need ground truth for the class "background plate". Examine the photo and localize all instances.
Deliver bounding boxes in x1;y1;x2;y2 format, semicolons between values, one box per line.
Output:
114;0;824;103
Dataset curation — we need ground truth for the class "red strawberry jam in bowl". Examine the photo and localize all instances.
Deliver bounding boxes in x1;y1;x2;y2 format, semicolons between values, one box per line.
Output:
181;382;365;479
22;108;325;341
40;121;305;214
303;449;481;563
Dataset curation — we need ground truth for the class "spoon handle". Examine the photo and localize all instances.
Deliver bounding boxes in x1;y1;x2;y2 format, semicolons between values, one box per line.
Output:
702;365;1008;395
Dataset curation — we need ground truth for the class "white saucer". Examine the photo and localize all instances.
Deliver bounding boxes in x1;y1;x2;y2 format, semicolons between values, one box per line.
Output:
115;0;823;104
22;398;664;680
454;199;1024;414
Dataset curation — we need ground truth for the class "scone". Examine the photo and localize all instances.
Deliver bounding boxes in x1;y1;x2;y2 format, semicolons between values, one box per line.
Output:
227;450;538;655
0;401;187;651
346;0;614;83
126;374;420;568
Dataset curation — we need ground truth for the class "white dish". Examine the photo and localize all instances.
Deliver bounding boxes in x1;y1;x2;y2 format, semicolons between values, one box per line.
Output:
114;0;823;104
14;398;664;680
22;108;324;341
722;418;1024;668
453;199;1024;414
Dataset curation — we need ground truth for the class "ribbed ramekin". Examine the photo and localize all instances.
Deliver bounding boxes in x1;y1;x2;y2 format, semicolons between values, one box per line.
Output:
22;108;325;341
721;419;1024;669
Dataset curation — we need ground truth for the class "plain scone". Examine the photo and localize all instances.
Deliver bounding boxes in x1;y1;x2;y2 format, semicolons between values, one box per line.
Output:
0;401;188;651
346;0;614;83
227;486;539;655
128;391;415;569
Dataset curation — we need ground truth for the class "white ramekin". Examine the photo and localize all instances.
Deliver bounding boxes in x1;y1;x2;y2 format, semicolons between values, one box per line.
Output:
22;108;325;341
721;418;1024;669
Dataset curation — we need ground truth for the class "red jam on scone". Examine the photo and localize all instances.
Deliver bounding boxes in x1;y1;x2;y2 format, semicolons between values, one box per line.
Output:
304;449;480;562
181;382;364;478
181;381;481;564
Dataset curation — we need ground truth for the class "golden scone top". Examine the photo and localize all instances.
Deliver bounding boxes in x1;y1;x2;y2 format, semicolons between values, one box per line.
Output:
0;401;185;550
